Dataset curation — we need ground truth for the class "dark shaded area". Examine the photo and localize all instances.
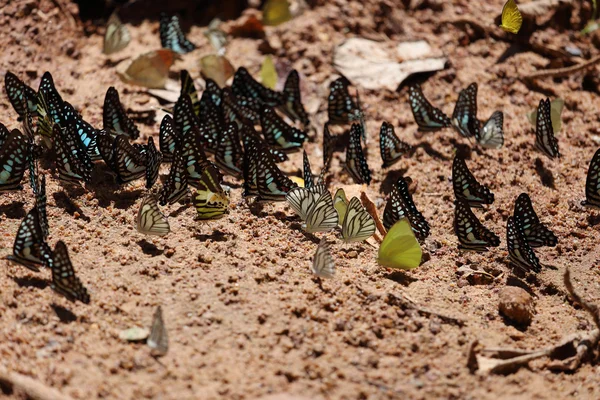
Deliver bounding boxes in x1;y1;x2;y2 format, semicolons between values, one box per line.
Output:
0;378;13;395
53;191;91;222
453;142;472;160
137;239;165;256
90;185;143;209
12;276;49;290
534;158;556;189
384;270;417;286
586;212;600;226
0;200;26;220
51;304;78;323
169;203;190;218
194;230;228;242
413;141;451;161
379;168;407;195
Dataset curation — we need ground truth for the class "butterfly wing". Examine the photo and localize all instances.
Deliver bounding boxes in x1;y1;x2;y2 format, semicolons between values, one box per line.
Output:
513;193;557;248
5;71;37;118
256;145;298;201
147;306;169;356
377;219;422;270
454;198;500;252
303;150;314;189
120;50;176;89
345;123;371;185
583;148;600;208
260;106;307;151
53;123;93;184
193;162;230;220
333;188;349;226
231;67;283;107
103;87;140;139
0;129;29;191
500;0;523;34
180;70;201;116
535;98;560;159
159;149;189;205
103;11;131;54
159;14;195;54
159;114;180;162
341;197;376;243
7;207;51;272
507;216;541;273
49;241;90;304
215;123;244;178
111;135;146;184
477;111;504;149
452;155;494;207
145;137;162;189
328;77;360;124
451;83;479;138
62;102;101;161
137;194;170;236
312;238;335;278
379;121;412;168
382;177;430;240
282;70;310;127
304;190;338;233
408;85;451;132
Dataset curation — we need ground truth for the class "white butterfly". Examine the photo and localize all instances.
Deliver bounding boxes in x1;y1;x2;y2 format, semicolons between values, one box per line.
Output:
136;194;170;236
103;11;131;55
341;197;376;243
147;306;169;357
477;111;504;149
312;238;335;278
286;185;338;233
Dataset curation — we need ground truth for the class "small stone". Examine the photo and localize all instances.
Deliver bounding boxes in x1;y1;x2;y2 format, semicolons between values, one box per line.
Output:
498;286;535;326
347;251;358;258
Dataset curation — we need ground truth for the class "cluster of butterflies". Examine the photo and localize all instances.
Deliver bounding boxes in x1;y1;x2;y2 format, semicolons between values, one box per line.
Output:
452;155;558;273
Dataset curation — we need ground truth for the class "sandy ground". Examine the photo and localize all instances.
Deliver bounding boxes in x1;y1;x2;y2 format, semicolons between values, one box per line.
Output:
1;0;600;399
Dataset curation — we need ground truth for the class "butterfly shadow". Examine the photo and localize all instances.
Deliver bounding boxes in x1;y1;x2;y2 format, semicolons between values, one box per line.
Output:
495;42;527;64
11;275;49;290
168;203;189;218
137;239;165;256
0;201;26;220
452;142;473;160
90;186;144;209
380;169;409;195
413;142;450;161
51;304;78;324
586;212;600;226
534;158;556;189
383;270;418;287
103;57;129;68
53;192;91;222
194;230;229;242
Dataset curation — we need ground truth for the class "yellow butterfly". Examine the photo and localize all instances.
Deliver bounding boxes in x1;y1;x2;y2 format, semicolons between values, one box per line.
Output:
500;0;522;34
262;0;292;26
377;219;422;270
333;188;348;225
193;162;230;220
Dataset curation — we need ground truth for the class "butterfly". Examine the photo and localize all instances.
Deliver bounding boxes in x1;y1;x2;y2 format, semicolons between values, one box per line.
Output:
454;198;500;252
222;89;259;127
341;197;376;243
242;130;261;197
231;67;283;107
159;149;189;206
500;0;523;34
145;137;162;189
327;77;362;125
159;115;180;162
48;241;91;304
205;78;223;107
452;83;479;138
286;186;338;233
118;50;176;89
506;216;541;273
106;135;146;184
383;177;430;240
260;106;307;151
303;150;314;189
281;70;310;128
180;128;211;189
4;71;37;119
377;219;422;270
477;111;504;149
62;102;101;161
137;194;170;236
193;161;230;220
215;123;243;178
379;122;412;168
52;123;93;184
345;123;371;185
37;72;64;138
180;69;201;116
408;84;451;132
159;13;195;54
35;173;49;239
103;87;140;139
323;122;334;167
173;94;201;139
196;92;224;153
333;188;349;226
528;98;563;134
582;148;600;208
312;238;335;278
452;155;494;207
147;306;169;357
513;193;557;248
0;129;30;191
535;98;560;159
256;144;298;201
103;11;131;54
6;207;52;272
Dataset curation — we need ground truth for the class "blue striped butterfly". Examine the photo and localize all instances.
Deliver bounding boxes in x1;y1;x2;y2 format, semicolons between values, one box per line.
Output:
137;194;170;236
242;130;261;197
0;122;9;148
197;90;224;153
451;83;479;138
260;106;307;151
62;102;101;160
215;123;243;178
103;11;131;55
7;206;51;272
174;94;201;139
159;13;195;54
48;241;90;304
180;127;210;189
193;161;230;220
379;121;412;168
477;111;504;149
535;98;560;159
34;173;49;239
506;216;541;273
159;114;180;162
256;143;298;201
454;198;500;252
513;193;557;248
37;72;64;138
408;84;451;132
5;71;37;119
345;123;371;185
145;137;162;189
159;148;189;205
52;122;93;184
312;238;335;278
281;70;310;128
103;87;140;139
222;88;260;127
0;129;29;191
327;77;362;126
341;196;376;243
452;155;494;207
383;177;429;240
303;150;314;189
582;148;600;208
231;67;283;107
180;70;200;116
205;78;223;107
107;135;146;184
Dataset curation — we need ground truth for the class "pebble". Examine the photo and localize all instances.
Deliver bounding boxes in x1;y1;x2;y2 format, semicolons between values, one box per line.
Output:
498;286;535;326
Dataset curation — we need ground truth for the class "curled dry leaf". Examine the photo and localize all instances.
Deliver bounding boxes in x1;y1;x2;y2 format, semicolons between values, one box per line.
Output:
117;49;177;89
333;38;447;91
199;54;235;87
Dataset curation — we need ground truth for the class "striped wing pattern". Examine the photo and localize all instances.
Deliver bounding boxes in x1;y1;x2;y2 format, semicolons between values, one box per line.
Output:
513;193;557;248
341;197;375;243
507;216;541;273
312;238;335;278
379;121;412;168
345;123;371;185
408;85;451;132
452;155;494;207
49;241;91;304
137;194;170;236
454;198;500;252
382;177;430;240
535;98;560;159
451;83;479;138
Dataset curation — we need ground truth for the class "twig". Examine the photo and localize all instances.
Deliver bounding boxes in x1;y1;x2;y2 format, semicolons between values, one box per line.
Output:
360;191;386;238
523;55;600;80
0;368;74;400
387;292;466;326
564;267;600;331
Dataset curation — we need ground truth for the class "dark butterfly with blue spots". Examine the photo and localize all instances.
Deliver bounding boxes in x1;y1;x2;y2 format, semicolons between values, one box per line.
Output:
159;114;180;162
197;90;225;153
34;172;49;239
145;137;162;189
323;123;334;167
281;70;310;128
48;240;90;304
303;150;314;189
383;176;430;240
180;69;200;115
103;87;140;139
507;216;541;273
174;94;201;139
582;148;600;208
379;121;412;168
345;123;371;185
408;84;451;132
0;129;30;191
204;78;223;108
513;193;557;248
535;98;560;159
180;127;210;189
5;71;37;119
256;143;298;202
159;13;196;54
215;123;243;178
52;120;93;184
452;155;494;207
7;206;51;272
159;148;189;205
260;106;307;151
454;198;500;252
242;129;261;198
452;83;479;138
37;72;64;138
231;67;283;107
62;102;101;160
327;77;362;126
104;135;146;184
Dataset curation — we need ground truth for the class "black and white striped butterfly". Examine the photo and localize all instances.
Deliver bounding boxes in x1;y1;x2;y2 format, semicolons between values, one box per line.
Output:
286;186;338;233
215;123;243;178
454;198;500;252
582;148;600;208
35;173;49;239
506;216;541;273
231;67;283;107
312;238;335;279
106;135;146;184
535;98;560;159
303;150;314;189
327;77;362;126
345;123;371;185
6;207;51;272
513;193;557;248
477;111;504;149
383;177;430;240
452;155;494;207
145;137;162;189
147;306;169;357
452;83;479;138
282;70;310;128
256;143;298;202
242;129;261;197
103;11;131;55
53;123;93;184
260;106;307;151
180;69;201;116
341;197;376;243
48;241;90;304
0;129;30;191
408;84;451;132
379;122;412;168
137;194;170;236
4;71;37;119
159;13;195;54
159;114;180;162
159;149;189;205
103;87;140;139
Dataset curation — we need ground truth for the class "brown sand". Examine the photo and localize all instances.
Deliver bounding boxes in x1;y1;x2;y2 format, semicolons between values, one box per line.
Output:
1;0;600;399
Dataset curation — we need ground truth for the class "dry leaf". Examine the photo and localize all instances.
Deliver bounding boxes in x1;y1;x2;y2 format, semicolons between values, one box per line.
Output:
228;13;265;38
334;38;447;91
117;49;176;89
199;54;235;87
